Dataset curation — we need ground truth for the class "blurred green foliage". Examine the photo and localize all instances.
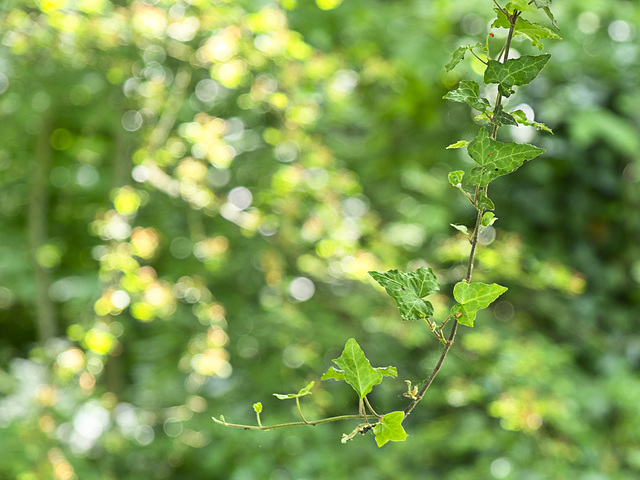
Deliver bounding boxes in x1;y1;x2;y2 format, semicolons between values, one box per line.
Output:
0;0;639;479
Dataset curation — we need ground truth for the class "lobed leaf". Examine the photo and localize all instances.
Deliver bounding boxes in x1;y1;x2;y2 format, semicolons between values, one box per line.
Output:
322;338;394;399
484;54;551;97
273;381;315;400
481;212;497;227
466;128;545;186
450;281;508;327
451;224;469;235
443;80;491;113
373;411;408;447
369;267;440;321
492;9;561;50
448;170;465;186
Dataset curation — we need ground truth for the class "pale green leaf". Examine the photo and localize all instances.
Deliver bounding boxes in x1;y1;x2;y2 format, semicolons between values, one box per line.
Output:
369;267;440;321
448;170;464;186
374;366;398;378
484;54;551;97
444;80;491;112
321;366;345;382
253;402;262;414
446;140;468;149
451;224;469;235
323;338;393;399
466;128;545;186
511;109;553;133
481;212;497;227
450;281;508;327
273;381;315;400
373;411;408;447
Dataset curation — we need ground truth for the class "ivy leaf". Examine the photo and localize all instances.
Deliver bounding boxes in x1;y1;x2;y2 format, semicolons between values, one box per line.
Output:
322;338;394;399
321;366;345;382
373;411;408;447
369;267;440;321
451;224;469;235
448;170;464;186
493;105;518;126
481;212;497;227
446;140;468;149
450;281;508;327
492;9;561;49
466;128;545;186
253;402;262;414
511;109;553;134
273;381;315;400
533;0;558;29
477;189;495;210
484;54;551;97
443;80;491;113
444;43;481;72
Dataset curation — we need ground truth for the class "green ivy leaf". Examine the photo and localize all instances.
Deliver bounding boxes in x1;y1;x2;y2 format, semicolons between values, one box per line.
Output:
446;140;468;149
484;54;551;97
373;411;408;447
493;105;518;126
476;189;495;210
533;0;558;29
253;402;262;414
481;212;497;227
444;43;481;72
505;0;533;12
451;224;469;235
450;281;508;327
273;381;315;400
511;109;553;133
448;170;465;186
443;80;491;113
322;338;394;399
492;9;561;49
369;267;440;321
466;128;545;186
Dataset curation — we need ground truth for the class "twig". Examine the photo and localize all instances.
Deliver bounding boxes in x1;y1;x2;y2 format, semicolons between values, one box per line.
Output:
212;414;366;431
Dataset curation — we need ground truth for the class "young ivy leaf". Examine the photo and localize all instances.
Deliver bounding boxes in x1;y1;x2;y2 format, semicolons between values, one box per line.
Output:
321;338;396;399
450;281;508;327
448;170;465;186
492;8;561;50
443;80;491;113
481;212;497;227
484;54;551;97
253;402;262;414
446;140;468;150
466;128;545;186
369;267;440;321
444;43;481;72
511;109;553;134
373;411;408;447
451;224;469;235
273;381;315;400
493;106;518;127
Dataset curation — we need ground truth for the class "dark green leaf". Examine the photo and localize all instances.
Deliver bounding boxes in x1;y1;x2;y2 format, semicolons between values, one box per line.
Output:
484;55;551;96
369;267;440;321
444;80;491;113
493;106;518;126
477;190;495;210
373;411;408;447
466;128;545;186
451;281;508;326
